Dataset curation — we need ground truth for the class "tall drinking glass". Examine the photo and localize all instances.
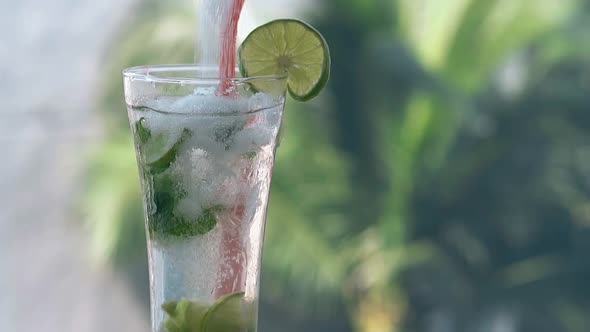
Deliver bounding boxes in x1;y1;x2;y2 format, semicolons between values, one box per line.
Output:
123;65;287;332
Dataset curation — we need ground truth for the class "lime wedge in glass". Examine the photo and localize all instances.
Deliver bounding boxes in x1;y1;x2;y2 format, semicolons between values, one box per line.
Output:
239;19;330;101
161;298;209;332
141;126;191;174
202;292;252;332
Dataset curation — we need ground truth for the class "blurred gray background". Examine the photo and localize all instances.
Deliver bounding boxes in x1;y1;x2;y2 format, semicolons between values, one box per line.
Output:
0;0;146;331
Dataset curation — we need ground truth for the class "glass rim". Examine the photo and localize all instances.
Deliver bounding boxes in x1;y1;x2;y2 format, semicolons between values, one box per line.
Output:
122;64;288;84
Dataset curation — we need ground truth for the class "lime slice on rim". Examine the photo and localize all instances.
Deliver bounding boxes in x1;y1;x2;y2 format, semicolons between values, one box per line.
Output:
239;19;331;101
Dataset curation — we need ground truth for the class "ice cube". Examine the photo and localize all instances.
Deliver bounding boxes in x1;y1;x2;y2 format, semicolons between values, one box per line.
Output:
214;175;242;208
138;92;282;223
231;127;273;155
140;104;185;137
248;92;277;111
172;148;213;218
163;94;247;115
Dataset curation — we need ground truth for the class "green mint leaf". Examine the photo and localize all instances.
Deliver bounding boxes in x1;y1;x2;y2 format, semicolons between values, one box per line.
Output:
196;205;224;233
147;128;192;174
243;151;257;159
148;173;224;239
137;125;227;238
214;119;246;150
135;118;152;144
159;205;223;238
147;172;183;238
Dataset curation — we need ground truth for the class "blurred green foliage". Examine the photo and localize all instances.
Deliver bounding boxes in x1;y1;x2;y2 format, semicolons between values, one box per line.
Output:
83;0;590;331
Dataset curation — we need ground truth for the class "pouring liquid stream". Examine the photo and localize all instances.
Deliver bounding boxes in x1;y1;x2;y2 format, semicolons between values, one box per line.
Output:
197;0;249;299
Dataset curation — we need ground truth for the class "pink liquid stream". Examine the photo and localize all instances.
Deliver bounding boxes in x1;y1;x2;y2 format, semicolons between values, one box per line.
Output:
215;0;249;299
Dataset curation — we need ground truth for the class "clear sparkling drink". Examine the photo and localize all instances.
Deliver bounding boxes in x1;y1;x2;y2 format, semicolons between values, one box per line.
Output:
124;66;287;332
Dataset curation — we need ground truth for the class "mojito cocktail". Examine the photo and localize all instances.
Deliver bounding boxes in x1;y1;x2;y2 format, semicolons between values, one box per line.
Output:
124;66;287;332
122;0;330;330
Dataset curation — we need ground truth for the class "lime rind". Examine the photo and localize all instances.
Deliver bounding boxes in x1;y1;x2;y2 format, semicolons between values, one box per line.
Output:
161;298;209;332
161;292;252;332
239;19;330;102
145;128;191;174
202;292;250;332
